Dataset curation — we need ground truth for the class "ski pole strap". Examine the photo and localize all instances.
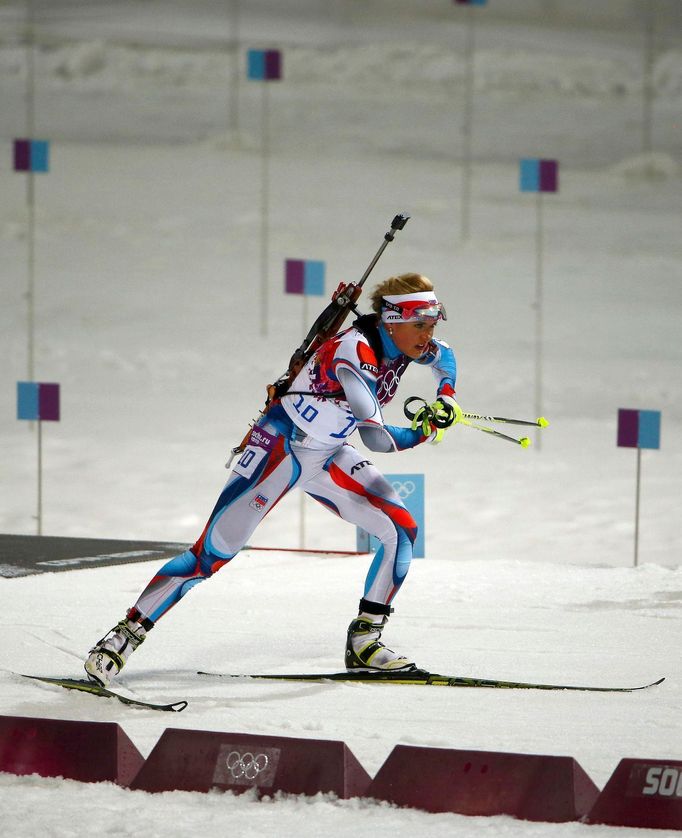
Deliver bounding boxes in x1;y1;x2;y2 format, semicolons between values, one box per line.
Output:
403;396;454;430
403;396;428;423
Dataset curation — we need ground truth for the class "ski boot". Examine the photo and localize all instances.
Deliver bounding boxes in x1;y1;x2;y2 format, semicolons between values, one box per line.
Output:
345;598;415;671
84;609;153;686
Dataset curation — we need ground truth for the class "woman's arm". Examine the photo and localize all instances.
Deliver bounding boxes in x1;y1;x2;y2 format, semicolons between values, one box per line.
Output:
336;365;428;453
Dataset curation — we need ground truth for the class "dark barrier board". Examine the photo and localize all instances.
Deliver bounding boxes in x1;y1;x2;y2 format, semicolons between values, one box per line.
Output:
130;728;372;799
587;757;682;830
0;714;144;786
367;744;600;822
0;533;188;578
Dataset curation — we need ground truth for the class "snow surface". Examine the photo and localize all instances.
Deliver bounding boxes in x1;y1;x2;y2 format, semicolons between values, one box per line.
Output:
1;1;681;835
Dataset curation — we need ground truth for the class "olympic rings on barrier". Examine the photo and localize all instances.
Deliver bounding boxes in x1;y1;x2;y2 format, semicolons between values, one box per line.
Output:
225;750;270;781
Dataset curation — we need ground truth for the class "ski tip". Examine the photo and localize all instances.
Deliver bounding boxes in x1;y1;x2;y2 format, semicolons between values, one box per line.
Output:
630;676;665;691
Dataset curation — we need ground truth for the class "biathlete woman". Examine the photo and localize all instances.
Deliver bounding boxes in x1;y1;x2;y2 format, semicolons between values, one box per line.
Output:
85;272;461;685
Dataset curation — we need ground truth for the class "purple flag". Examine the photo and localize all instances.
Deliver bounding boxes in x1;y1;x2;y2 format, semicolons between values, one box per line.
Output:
39;383;61;421
14;139;31;171
285;259;305;294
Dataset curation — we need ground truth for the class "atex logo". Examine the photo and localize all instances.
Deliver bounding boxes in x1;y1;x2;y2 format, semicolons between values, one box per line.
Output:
640;764;682;798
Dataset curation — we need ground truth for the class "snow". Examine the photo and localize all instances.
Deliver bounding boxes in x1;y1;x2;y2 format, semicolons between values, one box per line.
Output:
1;1;681;835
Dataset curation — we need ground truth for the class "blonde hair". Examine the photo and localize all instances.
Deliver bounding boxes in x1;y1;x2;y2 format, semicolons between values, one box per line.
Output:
369;273;434;316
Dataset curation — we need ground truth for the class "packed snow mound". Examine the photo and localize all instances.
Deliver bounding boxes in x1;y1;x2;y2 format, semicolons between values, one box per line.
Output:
51;40;107;80
3;40;682;99
609;152;680;180
474;49;639;97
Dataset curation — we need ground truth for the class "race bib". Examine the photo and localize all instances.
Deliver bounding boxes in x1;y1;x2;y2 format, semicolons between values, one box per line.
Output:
232;426;276;479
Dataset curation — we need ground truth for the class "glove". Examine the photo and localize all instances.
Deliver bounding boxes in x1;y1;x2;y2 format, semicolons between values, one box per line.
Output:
432;395;463;428
409;396;462;441
426;397;462;445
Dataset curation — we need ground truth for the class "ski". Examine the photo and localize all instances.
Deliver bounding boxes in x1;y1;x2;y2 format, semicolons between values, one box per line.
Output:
19;674;188;712
198;668;665;693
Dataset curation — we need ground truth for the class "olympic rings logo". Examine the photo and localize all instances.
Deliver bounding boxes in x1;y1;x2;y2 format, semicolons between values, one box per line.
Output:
391;480;415;499
376;360;408;402
212;744;280;789
377;371;400;400
224;750;270;780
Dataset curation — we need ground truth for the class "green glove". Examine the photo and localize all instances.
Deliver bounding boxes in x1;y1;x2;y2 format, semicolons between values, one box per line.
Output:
409;396;462;439
432;395;463;428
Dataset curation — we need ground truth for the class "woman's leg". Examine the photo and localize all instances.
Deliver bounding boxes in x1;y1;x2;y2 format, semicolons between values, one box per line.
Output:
302;445;418;670
84;428;301;684
133;433;298;622
304;444;417;605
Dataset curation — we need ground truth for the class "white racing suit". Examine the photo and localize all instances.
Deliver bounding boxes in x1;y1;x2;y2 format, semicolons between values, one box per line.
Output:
129;316;457;624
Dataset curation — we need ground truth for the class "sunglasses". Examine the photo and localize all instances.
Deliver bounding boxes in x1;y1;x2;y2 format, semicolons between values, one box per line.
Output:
382;300;447;324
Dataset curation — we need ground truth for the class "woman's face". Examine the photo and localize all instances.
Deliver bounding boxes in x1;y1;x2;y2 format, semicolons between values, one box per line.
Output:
388;320;436;359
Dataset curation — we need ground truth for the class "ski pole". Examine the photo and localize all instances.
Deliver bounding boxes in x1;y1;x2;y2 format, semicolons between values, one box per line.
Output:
459;418;531;447
462;413;549;429
403;397;544;447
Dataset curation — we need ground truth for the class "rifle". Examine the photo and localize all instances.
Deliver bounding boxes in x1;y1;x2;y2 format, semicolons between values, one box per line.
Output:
227;212;410;466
